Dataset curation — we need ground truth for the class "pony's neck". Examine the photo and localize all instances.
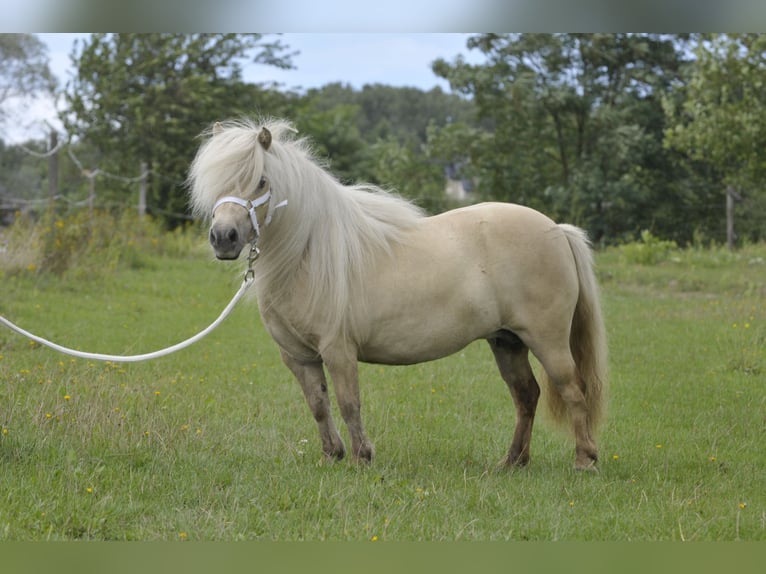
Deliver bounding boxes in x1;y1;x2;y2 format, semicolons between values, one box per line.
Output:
255;142;423;343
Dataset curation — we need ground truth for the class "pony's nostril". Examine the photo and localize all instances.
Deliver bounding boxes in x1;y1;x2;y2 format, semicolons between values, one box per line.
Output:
210;227;239;247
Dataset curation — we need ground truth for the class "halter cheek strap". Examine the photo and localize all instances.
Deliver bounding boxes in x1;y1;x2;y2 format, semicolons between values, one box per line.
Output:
212;190;288;239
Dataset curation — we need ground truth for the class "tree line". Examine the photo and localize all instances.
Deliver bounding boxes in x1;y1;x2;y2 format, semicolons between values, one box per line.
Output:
1;33;764;246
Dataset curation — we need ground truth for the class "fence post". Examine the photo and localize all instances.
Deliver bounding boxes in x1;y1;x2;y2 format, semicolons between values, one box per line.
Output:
47;130;58;213
138;161;147;218
726;185;740;251
86;170;96;217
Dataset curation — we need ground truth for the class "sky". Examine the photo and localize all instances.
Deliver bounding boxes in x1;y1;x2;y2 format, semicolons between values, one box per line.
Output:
1;33;485;144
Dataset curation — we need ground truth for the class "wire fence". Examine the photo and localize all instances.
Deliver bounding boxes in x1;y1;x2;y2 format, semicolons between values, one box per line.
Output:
1;128;193;223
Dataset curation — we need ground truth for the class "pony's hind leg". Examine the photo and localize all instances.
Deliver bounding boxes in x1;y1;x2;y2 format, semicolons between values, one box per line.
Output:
280;350;346;461
537;350;599;470
488;332;541;468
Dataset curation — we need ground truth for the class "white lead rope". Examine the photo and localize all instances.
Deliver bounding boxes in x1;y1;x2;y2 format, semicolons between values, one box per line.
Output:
3;178;283;364
0;274;254;363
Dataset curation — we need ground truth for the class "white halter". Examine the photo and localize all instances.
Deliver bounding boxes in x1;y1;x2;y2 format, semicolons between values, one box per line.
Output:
212;184;287;239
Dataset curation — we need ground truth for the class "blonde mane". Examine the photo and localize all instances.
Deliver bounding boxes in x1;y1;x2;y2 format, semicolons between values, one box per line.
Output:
188;117;426;344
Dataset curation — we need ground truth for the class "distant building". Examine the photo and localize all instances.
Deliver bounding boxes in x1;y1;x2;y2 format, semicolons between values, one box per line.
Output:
444;162;474;202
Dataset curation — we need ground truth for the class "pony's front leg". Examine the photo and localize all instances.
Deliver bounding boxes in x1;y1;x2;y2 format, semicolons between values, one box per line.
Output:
324;355;374;462
280;350;345;460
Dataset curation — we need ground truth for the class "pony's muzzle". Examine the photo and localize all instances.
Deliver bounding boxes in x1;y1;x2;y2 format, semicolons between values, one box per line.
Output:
209;224;244;260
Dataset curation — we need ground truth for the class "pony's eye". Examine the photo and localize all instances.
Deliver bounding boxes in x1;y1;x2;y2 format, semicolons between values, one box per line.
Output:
258;177;267;189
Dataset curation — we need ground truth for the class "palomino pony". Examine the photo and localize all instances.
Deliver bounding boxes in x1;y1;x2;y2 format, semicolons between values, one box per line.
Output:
188;118;608;470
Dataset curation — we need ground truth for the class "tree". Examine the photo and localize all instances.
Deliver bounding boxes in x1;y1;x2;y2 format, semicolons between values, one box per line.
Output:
62;33;294;223
433;33;689;242
0;34;55;136
0;33;55;108
367;135;448;212
278;82;478;201
290;98;369;185
299;82;476;148
664;33;766;246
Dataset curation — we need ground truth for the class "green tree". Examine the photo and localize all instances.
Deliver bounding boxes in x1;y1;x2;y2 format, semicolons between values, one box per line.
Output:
300;82;476;148
664;33;766;245
433;33;689;242
280;83;477;198
367;135;447;212
290;99;369;184
62;33;294;223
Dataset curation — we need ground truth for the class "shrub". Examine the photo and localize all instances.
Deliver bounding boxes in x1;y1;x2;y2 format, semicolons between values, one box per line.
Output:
619;230;678;265
0;212;45;275
0;210;205;278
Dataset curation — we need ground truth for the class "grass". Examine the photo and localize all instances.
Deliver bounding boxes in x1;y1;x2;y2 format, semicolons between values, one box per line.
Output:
0;239;764;541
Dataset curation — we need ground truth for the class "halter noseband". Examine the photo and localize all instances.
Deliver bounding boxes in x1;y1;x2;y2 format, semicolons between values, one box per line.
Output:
211;182;287;240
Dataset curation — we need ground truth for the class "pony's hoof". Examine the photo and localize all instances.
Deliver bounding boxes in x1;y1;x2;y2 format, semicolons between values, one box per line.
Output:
574;453;599;472
322;444;346;461
351;442;374;463
496;454;530;471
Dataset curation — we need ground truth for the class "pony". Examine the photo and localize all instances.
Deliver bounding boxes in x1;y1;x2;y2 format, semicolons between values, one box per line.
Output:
187;117;608;470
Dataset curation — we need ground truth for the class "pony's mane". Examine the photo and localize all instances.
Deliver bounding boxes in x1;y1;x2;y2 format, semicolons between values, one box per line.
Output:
188;117;426;345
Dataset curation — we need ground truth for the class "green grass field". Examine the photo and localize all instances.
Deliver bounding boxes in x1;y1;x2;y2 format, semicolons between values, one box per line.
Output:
1;239;764;541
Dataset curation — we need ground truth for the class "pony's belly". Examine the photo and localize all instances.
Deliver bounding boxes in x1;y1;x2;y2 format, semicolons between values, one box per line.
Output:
357;314;494;365
357;254;504;364
358;339;470;365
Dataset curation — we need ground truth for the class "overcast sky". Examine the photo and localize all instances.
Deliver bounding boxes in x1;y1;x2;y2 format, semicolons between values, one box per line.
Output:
2;33;484;143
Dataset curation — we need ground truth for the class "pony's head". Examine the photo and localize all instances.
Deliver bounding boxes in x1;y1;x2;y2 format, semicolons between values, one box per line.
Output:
188;119;285;260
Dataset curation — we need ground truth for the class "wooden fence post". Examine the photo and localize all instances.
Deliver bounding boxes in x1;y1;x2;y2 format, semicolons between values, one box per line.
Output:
86;170;96;217
726;185;741;251
47;130;58;213
138;161;147;218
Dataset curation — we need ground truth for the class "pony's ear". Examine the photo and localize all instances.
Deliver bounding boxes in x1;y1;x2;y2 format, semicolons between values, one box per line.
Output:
257;127;272;151
212;122;223;135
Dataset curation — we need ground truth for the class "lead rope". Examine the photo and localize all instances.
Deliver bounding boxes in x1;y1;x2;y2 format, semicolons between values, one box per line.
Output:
0;249;258;364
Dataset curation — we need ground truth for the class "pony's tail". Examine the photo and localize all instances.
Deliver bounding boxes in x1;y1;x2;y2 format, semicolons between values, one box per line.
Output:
544;224;608;437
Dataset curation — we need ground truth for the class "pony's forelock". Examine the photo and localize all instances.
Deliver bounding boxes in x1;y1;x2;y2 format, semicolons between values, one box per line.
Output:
188;118;302;220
